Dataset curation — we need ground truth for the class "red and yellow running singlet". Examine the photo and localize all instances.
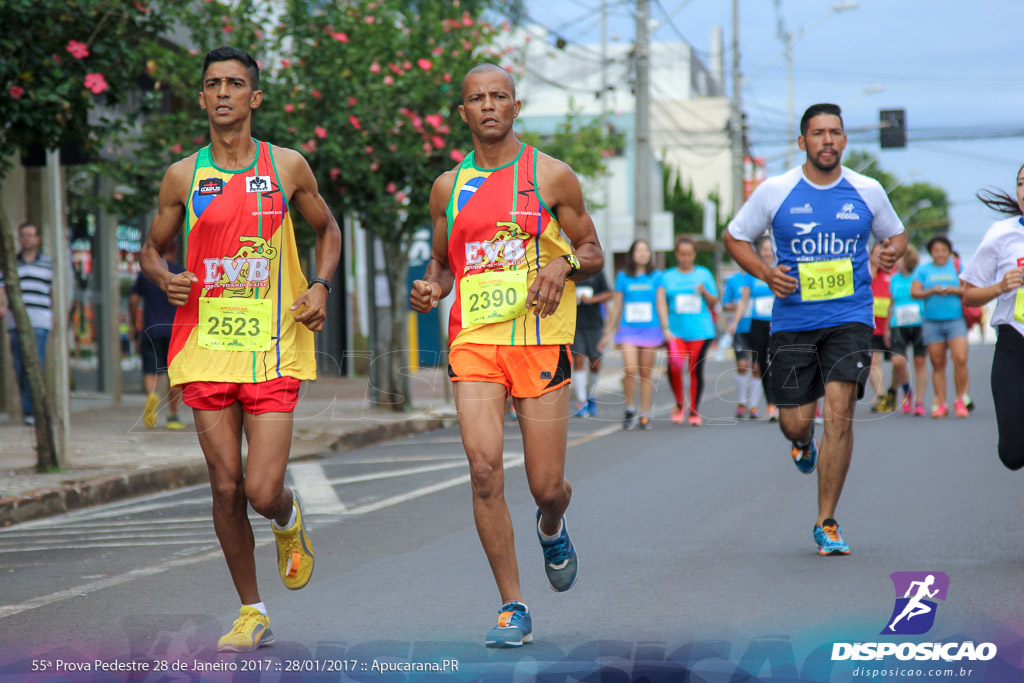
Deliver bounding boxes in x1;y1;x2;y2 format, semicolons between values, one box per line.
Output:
168;140;315;385
446;144;575;347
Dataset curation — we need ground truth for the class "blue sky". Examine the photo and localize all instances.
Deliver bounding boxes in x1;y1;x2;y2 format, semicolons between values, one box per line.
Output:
520;0;1024;261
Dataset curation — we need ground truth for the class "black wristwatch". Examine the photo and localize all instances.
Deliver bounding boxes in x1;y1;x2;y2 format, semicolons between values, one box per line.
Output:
562;254;580;278
309;277;332;294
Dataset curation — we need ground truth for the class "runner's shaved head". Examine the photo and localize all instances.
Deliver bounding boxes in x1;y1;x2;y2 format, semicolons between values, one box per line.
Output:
461;64;516;102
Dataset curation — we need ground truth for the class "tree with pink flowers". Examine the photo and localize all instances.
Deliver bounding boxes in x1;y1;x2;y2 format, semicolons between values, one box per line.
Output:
0;0;172;470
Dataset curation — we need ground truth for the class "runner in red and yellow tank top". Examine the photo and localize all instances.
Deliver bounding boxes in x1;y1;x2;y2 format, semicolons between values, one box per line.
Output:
409;64;604;648
139;47;341;653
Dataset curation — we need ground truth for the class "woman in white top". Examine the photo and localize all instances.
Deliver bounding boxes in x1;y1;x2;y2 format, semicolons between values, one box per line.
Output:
960;165;1024;470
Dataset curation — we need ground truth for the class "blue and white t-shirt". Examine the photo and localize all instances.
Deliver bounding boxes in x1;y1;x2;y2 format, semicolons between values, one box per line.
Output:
723;272;753;334
889;272;923;328
727;166;905;333
661;266;718;341
749;277;775;322
615;271;663;330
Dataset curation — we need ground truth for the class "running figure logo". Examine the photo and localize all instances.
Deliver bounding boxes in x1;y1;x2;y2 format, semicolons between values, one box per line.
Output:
882;571;949;635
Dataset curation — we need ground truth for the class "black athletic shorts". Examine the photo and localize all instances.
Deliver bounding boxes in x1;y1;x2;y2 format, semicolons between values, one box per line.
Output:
870;333;892;358
141;334;171;375
733;332;752;356
768;322;873;406
571;326;602;361
890;325;926;358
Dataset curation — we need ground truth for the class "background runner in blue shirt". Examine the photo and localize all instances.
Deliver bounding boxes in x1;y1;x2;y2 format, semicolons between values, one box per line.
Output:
911;235;971;417
657;236;718;426
602;239;663;430
723;270;754;418
888;245;927;416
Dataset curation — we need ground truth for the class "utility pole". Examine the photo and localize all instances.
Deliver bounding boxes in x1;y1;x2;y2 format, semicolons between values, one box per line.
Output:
601;0;614;283
730;0;745;215
633;0;651;243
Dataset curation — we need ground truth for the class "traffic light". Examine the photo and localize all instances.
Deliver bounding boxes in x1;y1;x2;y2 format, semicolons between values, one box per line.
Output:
880;109;906;149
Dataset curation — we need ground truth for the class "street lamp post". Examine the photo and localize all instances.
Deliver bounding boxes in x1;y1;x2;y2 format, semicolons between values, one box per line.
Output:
777;1;860;168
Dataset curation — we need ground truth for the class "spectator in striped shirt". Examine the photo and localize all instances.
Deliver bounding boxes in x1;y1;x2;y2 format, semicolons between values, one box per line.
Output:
0;222;54;425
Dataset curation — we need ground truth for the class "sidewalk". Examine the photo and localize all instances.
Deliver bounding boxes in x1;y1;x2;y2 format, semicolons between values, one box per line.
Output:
0;367;459;527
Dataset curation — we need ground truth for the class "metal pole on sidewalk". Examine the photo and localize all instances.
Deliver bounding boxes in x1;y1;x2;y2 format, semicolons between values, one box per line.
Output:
44;149;69;466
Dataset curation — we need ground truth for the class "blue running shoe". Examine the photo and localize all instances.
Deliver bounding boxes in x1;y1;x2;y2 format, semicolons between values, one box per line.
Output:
485;601;532;647
813;518;851;555
586;398;598;417
536;509;579;592
790;426;818;474
572;402;588;418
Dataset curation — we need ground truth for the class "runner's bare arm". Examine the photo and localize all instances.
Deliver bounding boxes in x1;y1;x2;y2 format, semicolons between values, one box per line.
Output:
140;159;197;307
599;290;624;351
527;155;605;318
410;173;456;313
963;268;1024;307
656;287;674;341
278;148;342;333
877;232;907;272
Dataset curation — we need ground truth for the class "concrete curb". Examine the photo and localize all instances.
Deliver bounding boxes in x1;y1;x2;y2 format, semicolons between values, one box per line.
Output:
0;414;457;528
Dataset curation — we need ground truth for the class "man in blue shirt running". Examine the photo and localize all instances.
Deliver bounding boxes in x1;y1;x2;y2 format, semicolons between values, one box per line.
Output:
724;103;907;556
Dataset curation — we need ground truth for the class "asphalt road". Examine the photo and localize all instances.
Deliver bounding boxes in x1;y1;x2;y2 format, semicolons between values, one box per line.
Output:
1;345;1021;682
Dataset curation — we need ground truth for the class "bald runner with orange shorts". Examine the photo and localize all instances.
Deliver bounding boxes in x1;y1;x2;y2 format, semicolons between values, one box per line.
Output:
410;64;604;648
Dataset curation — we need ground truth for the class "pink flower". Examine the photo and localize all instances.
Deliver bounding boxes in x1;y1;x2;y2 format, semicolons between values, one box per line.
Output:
462;14;475;27
364;146;374;154
315;126;327;139
192;136;205;145
451;50;460;57
222;24;233;33
411;115;423;130
403;60;412;70
349;115;362;130
432;136;445;149
462;40;472;51
9;85;24;99
432;47;443;57
331;32;349;42
330;168;340;181
423;141;433;153
370;62;381;73
301;140;316;153
364;15;375;23
170;143;182;154
66;40;89;60
439;124;450;134
443;73;452;83
417;58;433;71
395;191;408;203
284;103;295;112
386;182;397;193
287;126;297;133
310;89;322;99
369;162;379;172
425;113;443;129
450;149;465;162
133;1;151;14
347;96;358;106
389;63;402;74
281;59;291;68
383;75;394;86
84;73;108;94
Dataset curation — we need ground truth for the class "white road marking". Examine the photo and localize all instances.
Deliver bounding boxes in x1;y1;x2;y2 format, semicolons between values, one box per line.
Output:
289;462;347;514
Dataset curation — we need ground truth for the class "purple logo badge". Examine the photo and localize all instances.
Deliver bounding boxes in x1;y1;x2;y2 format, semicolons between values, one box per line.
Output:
882;571;949;635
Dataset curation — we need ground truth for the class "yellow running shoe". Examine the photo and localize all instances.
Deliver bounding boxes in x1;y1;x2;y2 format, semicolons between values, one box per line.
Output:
217;606;274;652
142;392;158;429
165;416;186;430
273;493;314;590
